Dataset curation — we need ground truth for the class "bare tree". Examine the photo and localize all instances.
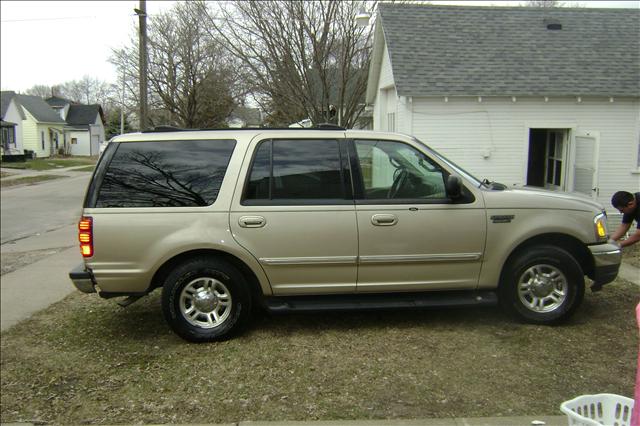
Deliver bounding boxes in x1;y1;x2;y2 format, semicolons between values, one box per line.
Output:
25;84;56;98
200;1;374;128
110;1;244;129
25;79;117;115
58;76;116;106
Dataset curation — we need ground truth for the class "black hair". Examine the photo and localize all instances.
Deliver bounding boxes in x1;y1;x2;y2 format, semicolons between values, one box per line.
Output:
611;191;634;208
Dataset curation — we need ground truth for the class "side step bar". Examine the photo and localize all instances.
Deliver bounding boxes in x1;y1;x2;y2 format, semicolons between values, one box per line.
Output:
264;291;497;314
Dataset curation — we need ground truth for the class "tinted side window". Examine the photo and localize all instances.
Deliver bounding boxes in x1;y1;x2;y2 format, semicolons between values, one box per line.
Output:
244;139;344;201
95;139;236;207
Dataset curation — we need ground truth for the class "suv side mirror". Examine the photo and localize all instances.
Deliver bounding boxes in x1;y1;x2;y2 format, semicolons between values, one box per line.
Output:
445;175;462;200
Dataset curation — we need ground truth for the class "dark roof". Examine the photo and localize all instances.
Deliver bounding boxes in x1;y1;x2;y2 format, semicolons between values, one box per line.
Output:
65;104;102;126
1;91;26;120
1;91;16;118
45;96;73;108
14;94;64;123
377;4;640;97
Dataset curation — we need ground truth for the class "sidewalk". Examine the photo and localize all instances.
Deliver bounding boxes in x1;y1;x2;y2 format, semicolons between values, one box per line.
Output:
1;165;92;181
0;225;80;331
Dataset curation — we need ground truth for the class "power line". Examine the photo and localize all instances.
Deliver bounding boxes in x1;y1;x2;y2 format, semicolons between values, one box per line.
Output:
1;16;97;23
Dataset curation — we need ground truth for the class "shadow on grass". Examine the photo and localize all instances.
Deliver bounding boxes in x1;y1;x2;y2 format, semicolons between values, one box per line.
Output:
69;278;631;346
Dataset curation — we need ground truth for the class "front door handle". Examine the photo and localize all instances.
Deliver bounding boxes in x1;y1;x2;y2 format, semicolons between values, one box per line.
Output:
371;214;398;226
239;216;266;228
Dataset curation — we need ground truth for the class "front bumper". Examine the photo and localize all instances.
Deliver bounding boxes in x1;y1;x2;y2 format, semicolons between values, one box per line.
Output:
69;263;96;293
588;242;622;289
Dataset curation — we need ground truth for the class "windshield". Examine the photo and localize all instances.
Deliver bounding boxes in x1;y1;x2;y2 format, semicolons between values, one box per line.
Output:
412;137;482;187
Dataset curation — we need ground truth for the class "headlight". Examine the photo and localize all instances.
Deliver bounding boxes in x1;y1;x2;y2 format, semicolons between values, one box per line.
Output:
594;212;608;241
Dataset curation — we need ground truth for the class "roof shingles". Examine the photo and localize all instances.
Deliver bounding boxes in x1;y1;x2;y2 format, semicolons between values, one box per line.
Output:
379;4;640;97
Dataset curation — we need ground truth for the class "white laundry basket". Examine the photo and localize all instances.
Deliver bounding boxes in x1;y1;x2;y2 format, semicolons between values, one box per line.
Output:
560;393;635;426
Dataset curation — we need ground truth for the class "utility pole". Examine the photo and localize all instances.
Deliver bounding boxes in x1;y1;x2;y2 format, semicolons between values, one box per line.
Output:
120;66;125;135
135;1;148;131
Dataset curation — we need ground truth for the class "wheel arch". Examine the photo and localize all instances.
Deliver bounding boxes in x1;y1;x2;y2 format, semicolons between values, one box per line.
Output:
149;249;266;305
499;233;594;286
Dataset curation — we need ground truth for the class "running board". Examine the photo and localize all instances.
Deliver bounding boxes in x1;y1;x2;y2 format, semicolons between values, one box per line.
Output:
264;291;497;313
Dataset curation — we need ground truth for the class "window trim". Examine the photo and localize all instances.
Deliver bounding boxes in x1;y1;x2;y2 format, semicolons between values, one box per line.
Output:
240;138;353;206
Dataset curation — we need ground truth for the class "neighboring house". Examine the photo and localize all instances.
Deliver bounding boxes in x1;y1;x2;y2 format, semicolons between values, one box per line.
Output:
13;94;66;158
1;91;26;156
366;4;640;224
227;106;263;128
46;97;106;156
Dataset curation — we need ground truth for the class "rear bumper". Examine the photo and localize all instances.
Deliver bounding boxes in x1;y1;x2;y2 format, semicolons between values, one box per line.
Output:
588;242;622;287
69;264;96;293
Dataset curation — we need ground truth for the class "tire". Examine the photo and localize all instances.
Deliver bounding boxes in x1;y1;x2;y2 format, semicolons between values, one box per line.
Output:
161;256;252;342
499;245;584;325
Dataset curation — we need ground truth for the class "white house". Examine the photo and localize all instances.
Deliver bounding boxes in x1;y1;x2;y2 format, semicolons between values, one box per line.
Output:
366;4;640;226
1;91;26;157
46;97;105;156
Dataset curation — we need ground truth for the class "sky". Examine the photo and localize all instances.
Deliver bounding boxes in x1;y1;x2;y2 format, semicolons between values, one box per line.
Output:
1;0;639;93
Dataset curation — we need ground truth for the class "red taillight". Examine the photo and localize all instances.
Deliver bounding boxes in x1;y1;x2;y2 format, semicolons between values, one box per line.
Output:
78;217;93;257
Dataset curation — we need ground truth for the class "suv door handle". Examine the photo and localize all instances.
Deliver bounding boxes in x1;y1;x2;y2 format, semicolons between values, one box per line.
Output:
371;214;398;226
239;216;266;228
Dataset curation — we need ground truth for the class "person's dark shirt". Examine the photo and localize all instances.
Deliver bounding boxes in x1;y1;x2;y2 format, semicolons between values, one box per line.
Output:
622;192;640;229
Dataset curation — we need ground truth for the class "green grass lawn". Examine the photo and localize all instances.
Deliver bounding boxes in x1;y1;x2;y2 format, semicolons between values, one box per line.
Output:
1;157;97;171
0;279;637;424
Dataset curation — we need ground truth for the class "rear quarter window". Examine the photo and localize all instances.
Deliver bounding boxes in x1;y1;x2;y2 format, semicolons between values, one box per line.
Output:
91;139;236;208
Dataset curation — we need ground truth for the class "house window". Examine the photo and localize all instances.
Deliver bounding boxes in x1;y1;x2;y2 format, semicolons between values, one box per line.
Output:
1;127;16;151
387;113;396;132
41;131;45;150
636;135;640;169
71;138;78;145
545;131;564;187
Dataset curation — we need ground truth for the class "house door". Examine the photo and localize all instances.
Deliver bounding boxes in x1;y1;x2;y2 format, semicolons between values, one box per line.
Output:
572;131;600;199
526;129;569;190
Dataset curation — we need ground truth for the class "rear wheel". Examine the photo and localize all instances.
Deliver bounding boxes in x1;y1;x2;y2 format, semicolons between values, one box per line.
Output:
161;257;251;342
499;246;584;324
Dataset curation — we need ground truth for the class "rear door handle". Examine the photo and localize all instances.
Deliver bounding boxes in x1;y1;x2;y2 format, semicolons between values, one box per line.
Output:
371;214;398;226
239;216;266;228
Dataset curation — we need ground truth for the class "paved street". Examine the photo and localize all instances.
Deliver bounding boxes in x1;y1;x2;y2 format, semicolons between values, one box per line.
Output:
0;172;90;243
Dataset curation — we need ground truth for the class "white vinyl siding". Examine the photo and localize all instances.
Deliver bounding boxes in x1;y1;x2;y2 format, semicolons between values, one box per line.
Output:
1;100;24;154
20;109;40;155
407;97;639;217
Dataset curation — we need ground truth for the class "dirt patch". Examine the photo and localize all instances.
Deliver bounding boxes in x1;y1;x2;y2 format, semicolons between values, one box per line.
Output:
0;247;69;276
622;243;640;269
1;279;637;424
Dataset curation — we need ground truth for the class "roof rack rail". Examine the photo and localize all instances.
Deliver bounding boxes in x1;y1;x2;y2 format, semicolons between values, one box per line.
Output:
143;125;185;133
141;124;347;133
315;123;346;130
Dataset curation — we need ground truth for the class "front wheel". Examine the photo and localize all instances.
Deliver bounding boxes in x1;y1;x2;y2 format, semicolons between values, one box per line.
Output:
499;246;584;325
161;257;251;342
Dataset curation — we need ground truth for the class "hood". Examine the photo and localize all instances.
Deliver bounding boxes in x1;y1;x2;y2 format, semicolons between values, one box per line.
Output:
482;185;604;213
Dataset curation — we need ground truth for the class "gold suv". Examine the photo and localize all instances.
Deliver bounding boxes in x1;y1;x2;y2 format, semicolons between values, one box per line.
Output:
69;127;621;342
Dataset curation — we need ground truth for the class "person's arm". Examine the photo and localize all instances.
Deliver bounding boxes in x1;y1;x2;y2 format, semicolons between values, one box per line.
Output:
619;227;640;248
610;222;631;242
